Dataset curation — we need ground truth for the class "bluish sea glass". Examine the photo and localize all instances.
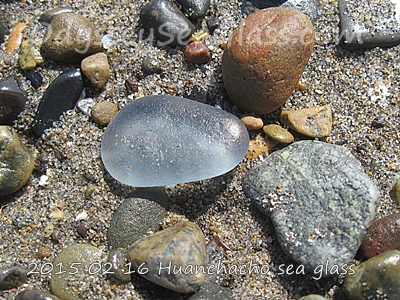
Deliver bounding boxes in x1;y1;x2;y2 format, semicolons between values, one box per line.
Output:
101;95;249;187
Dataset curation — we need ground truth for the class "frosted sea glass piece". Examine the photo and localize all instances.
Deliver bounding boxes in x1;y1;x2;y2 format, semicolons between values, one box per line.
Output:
101;95;249;187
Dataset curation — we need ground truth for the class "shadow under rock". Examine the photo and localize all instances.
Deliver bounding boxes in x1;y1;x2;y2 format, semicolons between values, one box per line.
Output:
249;203;338;298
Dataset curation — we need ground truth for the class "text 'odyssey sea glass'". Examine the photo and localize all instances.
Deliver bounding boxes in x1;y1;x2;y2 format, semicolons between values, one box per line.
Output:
101;95;249;187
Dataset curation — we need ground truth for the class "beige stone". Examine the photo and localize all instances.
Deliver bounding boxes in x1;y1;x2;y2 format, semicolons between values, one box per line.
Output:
280;105;332;138
91;101;118;126
81;53;110;88
263;124;294;144
241;115;264;130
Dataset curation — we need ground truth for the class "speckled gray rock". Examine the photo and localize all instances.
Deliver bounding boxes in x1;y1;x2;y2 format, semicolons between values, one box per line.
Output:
50;244;102;300
39;5;74;24
128;221;207;293
42;13;103;63
343;250;400;299
140;0;195;47
0;267;28;290
0;126;34;197
107;248;131;283
339;0;400;50
15;290;60;300
0;10;8;44
243;140;380;275
101;95;249;187
0;76;27;125
176;0;210;20
107;197;167;249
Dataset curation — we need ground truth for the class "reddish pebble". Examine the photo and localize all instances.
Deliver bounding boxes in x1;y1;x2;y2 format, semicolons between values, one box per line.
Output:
185;41;210;64
358;213;400;260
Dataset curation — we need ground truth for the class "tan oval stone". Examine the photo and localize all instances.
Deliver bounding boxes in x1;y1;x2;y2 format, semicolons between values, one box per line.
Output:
263;124;294;144
91;101;118;126
81;52;110;88
280;105;332;138
222;7;314;114
241;116;264;130
128;221;207;293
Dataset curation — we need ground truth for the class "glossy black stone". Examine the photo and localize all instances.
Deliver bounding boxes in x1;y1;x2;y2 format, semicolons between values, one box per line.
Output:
32;69;83;137
206;18;220;35
39;6;74;25
140;0;194;47
0;76;27;125
175;0;210;20
26;72;44;89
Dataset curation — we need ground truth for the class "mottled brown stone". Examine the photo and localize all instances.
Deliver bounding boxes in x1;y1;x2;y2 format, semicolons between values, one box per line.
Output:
81;53;110;88
222;7;314;114
359;213;400;260
185;41;210;64
91;101;118;126
128;221;207;293
280;105;332;138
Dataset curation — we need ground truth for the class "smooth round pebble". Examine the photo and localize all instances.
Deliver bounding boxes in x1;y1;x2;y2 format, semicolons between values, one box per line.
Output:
0;76;27;125
0;126;34;197
358;213;400;260
222;7;314;114
241;115;263;130
15;290;60;300
141;58;162;75
42;13;103;63
263;124;294;144
50;244;102;300
343;250;400;299
91;101;118;126
185;41;210;64
175;0;210;19
128;221;207;293
0;267;28;290
107;248;131;283
81;52;110;88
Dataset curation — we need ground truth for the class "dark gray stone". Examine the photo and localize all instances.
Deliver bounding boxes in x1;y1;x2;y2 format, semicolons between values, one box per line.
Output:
0;10;8;44
15;290;60;300
32;68;83;137
39;6;74;24
175;0;210;20
107;248;131;283
0;267;28;290
339;0;400;50
243;140;380;275
26;72;44;89
140;0;195;47
206;18;220;35
0;76;27;125
141;57;162;75
107;197;167;249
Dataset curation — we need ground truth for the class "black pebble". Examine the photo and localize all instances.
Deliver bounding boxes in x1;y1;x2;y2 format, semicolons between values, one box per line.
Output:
26;72;44;89
31;68;83;137
0;76;27;125
206;18;220;35
371;117;386;128
175;0;210;20
77;222;90;238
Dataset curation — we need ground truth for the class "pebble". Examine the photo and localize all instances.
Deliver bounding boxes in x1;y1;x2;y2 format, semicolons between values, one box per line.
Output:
107;197;167;249
19;39;44;71
222;7;314;114
107;248;131;283
15;290;60;300
0;10;8;44
175;0;210;20
75;97;96;116
140;0;195;47
206;18;219;35
185;41;211;64
32;68;83;137
390;180;400;205
187;85;209;103
25;72;44;89
90;101;118;126
0;267;28;290
241;115;264;130
0;75;27;125
39;5;74;24
37;246;53;258
0;126;34;197
246;134;277;159
6;22;26;54
280;105;332;138
81;52;110;88
50;244;102;300
128;221;207;293
141;57;162;75
263;124;294;144
343;250;400;299
243;140;380;274
124;76;139;94
299;295;326;300
339;0;400;50
76;222;90;238
358;213;400;260
101;95;249;187
42;13;103;63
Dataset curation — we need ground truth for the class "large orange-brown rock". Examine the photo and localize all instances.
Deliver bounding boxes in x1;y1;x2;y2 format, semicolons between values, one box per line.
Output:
222;7;314;114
